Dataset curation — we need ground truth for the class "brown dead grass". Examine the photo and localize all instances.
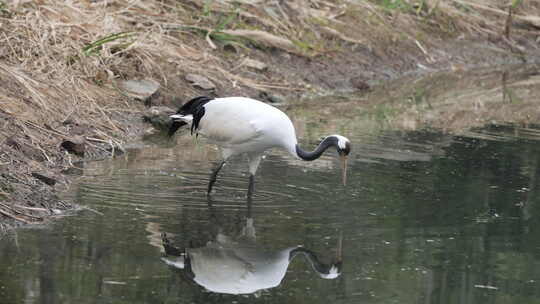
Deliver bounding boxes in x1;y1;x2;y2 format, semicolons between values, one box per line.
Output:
0;0;536;131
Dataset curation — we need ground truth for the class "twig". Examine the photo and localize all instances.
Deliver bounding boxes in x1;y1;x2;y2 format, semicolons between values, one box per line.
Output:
84;138;113;154
0;206;32;224
35;143;53;164
205;30;217;49
214;66;305;91
452;0;536;27
13;205;49;212
415;39;435;63
86;137;110;144
23;120;69;139
504;6;513;39
0;202;43;220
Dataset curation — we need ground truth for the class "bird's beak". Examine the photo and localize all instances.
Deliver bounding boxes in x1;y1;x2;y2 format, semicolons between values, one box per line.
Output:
339;154;348;186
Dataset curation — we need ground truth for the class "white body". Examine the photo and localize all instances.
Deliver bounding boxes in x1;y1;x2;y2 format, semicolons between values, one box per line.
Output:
170;97;350;181
181;97;299;174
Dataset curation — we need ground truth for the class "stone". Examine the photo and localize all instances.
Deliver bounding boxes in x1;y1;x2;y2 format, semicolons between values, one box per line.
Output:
118;78;160;104
5;137;21;150
259;91;285;104
350;76;371;91
185;74;216;91
60;136;85;157
31;172;57;186
5;136;46;162
243;58;268;71
142;106;176;132
61;161;84;176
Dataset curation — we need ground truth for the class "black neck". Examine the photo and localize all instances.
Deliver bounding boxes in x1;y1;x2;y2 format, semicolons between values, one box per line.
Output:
295;136;338;161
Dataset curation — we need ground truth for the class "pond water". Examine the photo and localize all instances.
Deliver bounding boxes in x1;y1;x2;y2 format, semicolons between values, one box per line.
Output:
2;68;540;304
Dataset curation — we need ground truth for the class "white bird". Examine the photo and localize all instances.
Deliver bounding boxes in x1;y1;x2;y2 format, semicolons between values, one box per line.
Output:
168;96;351;196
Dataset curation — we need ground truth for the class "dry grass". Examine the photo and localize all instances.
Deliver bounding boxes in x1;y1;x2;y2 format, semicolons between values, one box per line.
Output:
0;0;535;132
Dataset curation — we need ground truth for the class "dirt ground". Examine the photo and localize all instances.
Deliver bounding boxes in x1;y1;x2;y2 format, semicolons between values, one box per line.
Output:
0;0;539;232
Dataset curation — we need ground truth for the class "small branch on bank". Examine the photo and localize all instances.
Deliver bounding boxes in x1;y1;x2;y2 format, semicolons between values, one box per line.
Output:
504;6;513;39
0;206;32;224
0;203;43;220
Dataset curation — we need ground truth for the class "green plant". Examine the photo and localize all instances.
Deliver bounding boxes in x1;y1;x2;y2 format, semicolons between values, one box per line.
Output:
215;9;239;31
82;32;136;56
511;0;523;9
0;1;12;17
376;0;412;11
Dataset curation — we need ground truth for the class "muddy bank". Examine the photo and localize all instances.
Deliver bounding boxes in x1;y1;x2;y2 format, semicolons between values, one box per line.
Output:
0;0;539;231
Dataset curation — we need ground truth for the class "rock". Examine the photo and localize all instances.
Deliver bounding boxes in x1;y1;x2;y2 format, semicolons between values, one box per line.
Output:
142;106;176;132
243;58;268;71
106;145;125;157
350;76;371;91
259;91;285;104
70;124;88;136
61;161;84;176
185;74;216;91
5;137;21;150
118;78;160;104
5;136;46;162
31;172;56;186
60;136;85;157
61;167;84;176
143;127;160;137
62;120;88;135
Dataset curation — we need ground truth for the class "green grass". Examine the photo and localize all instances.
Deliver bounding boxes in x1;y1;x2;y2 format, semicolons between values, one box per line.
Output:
0;1;11;17
375;0;413;11
82;32;136;56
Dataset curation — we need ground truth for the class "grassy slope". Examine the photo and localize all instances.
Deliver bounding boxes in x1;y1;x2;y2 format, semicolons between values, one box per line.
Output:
0;0;538;228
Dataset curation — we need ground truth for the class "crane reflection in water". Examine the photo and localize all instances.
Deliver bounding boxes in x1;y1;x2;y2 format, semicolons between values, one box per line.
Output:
160;197;343;296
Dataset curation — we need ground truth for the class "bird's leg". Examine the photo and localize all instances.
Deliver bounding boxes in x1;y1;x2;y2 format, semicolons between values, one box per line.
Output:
246;153;262;199
247;174;255;199
207;160;226;195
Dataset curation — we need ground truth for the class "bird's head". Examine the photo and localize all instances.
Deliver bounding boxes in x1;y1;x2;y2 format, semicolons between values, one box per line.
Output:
168;115;188;137
328;135;351;186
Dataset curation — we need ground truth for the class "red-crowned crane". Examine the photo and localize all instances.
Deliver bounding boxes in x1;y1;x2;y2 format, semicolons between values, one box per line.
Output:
168;96;351;196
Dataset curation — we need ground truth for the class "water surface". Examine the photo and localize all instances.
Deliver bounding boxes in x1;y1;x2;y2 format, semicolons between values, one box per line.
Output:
2;68;540;304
